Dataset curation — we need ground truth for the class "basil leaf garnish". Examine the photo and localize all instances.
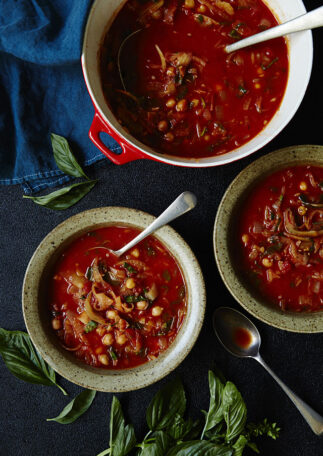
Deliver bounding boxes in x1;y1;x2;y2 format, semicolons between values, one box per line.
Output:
165;440;233;456
0;328;67;395
138;430;174;456
222;382;247;443
232;435;248;456
167;414;201;441
23;180;97;210
146;377;186;431
51;133;89;179
201;370;224;438
105;396;136;456
47;389;96;424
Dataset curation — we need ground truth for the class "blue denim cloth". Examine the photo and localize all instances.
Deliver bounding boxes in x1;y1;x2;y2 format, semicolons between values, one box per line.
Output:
0;0;121;194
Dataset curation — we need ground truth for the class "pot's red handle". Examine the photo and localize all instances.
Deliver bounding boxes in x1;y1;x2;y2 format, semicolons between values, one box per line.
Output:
89;112;146;165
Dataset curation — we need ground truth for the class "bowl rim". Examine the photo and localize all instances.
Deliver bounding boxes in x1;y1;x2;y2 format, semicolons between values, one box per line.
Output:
213;144;323;333
81;0;313;167
22;207;206;392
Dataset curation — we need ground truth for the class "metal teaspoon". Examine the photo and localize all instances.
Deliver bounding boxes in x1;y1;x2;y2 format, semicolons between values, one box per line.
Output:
213;306;323;435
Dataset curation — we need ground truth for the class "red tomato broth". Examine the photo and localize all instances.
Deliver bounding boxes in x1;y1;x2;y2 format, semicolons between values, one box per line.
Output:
238;165;323;312
100;0;288;158
49;226;187;369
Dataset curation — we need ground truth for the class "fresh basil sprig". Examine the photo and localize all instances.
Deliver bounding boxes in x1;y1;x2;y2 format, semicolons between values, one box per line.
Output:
97;370;280;456
51;133;89;180
0;328;67;395
47;389;96;424
23;133;98;210
23;180;97;210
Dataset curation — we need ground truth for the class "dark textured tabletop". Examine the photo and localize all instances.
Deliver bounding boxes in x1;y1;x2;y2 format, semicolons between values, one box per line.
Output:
1;2;323;455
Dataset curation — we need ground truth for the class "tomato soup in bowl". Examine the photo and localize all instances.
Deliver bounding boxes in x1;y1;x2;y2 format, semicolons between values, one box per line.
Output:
22;207;205;392
214;145;323;333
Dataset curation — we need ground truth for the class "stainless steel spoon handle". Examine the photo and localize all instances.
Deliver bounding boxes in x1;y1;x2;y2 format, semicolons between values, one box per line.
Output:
255;354;323;435
225;6;323;53
113;191;197;257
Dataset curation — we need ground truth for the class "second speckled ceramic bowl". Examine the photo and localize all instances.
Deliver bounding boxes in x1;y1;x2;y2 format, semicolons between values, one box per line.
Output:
22;207;206;392
214;145;323;333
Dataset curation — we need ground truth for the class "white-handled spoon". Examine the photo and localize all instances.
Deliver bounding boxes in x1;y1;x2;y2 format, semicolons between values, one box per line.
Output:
225;6;323;53
213;306;323;435
111;191;197;257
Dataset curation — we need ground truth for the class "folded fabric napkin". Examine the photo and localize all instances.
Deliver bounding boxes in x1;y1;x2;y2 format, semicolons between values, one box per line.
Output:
0;0;121;194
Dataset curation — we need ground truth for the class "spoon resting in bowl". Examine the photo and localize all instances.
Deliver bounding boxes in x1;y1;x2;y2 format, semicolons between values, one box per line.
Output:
225;6;323;53
111;191;197;257
213;306;323;435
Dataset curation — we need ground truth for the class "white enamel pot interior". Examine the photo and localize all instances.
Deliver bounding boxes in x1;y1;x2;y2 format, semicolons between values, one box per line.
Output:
82;0;313;167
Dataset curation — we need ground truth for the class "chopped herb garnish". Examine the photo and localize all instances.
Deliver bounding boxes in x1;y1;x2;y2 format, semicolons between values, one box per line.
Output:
299;194;309;204
270;210;276;220
197;14;204;23
238;85;247;97
84;320;98;334
103;271;121;287
125;295;146;303
290;282;296;288
200;126;208;137
162;270;171;282
261;57;279;70
108;347;118;361
123;262;137;274
229;28;241;39
264;243;282;255
158;317;175;335
85;266;93;281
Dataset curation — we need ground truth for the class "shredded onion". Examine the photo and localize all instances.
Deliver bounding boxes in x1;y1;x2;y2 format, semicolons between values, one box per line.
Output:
155;44;166;71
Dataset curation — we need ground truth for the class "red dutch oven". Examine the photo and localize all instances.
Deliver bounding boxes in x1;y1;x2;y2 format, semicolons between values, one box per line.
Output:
81;0;312;168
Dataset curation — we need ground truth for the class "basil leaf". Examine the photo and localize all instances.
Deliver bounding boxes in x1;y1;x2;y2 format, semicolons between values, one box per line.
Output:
138;431;174;456
222;382;247;443
23;180;97;210
166;440;233;456
146;377;186;431
201;371;224;438
232;435;248;456
107;396;136;456
47;389;96;424
51;133;89;179
0;328;67;395
167;414;201;441
84;321;98;333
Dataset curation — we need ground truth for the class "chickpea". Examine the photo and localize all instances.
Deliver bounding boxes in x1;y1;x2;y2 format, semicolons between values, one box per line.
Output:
102;333;114;346
298;205;307;216
197;5;206;12
98;354;109;366
137;300;148;310
126;278;136;289
166;98;176;108
107;310;117;320
184;0;195;7
242;234;249;244
262;258;273;268
131;248;140;258
51;317;61;330
190;99;199;108
299;181;307;191
152;306;163;317
176;99;188;112
116;334;127;345
164;132;174;142
158;120;168;132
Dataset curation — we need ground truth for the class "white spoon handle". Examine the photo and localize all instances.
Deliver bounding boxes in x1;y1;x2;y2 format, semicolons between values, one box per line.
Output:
225;6;323;53
255;354;323;435
113;192;197;257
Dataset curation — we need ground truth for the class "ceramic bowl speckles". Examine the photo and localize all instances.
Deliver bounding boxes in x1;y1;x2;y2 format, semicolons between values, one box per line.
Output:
214;145;323;333
22;207;206;392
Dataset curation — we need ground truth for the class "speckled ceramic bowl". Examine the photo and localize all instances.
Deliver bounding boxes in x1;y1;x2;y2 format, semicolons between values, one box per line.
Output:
214;145;323;333
22;207;206;392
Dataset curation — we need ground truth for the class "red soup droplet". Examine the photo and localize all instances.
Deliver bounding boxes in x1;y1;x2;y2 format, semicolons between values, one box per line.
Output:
234;328;252;349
